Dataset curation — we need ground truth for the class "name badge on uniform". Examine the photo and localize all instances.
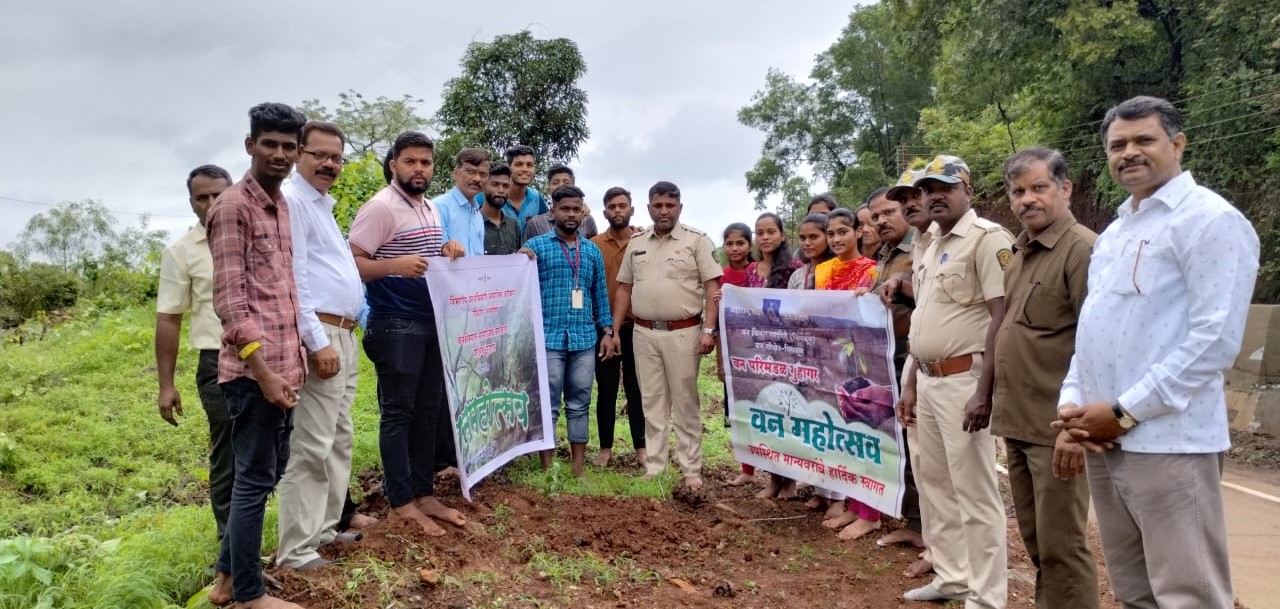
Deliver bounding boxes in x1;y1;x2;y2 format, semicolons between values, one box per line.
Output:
571;288;584;309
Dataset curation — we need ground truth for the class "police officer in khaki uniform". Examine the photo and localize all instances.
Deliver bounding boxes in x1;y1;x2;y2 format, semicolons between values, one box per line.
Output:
896;155;1014;608
607;181;721;491
991;148;1098;608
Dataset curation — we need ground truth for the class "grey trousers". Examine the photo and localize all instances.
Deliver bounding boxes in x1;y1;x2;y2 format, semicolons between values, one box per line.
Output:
1087;450;1233;609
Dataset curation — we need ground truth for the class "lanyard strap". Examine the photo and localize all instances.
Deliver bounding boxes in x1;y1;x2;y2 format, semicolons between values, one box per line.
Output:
558;240;581;288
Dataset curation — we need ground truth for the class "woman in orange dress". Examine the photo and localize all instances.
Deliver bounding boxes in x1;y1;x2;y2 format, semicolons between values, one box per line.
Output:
814;208;882;540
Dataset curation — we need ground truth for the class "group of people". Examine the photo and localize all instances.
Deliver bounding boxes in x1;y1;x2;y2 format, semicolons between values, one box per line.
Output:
155;94;1257;609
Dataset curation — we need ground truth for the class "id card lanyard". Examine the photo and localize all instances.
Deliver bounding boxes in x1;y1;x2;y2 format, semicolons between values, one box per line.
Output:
559;239;584;309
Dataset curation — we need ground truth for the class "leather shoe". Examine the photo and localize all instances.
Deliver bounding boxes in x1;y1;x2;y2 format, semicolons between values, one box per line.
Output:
903;583;966;602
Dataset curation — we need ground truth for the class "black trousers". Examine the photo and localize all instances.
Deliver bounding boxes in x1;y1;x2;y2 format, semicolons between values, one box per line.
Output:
595;324;645;449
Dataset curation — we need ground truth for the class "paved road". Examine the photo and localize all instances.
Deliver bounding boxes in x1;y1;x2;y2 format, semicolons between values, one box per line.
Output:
1223;465;1280;609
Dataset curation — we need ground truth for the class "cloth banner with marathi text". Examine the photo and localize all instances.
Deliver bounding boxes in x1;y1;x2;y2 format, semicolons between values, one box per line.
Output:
720;285;905;517
426;255;553;500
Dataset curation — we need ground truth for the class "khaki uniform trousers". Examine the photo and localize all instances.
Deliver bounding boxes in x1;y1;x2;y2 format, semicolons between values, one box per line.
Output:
914;354;1007;609
276;323;359;568
1006;438;1098;609
634;325;703;477
1088;450;1232;609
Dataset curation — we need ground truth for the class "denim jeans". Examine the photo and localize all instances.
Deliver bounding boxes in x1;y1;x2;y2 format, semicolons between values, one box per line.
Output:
216;377;293;602
363;313;449;507
547;347;595;445
196;349;233;542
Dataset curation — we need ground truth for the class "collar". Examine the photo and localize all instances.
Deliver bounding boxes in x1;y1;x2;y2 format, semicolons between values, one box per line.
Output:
191;223;208;243
1118;170;1194;217
241;172;284;210
286;171;333;209
601;228;631;244
448;187;478;210
551;230;581;247
646;224;682;240
932;208;978;239
482;205;512;225
886;227;917;255
1017;212;1078;250
388;181;428;209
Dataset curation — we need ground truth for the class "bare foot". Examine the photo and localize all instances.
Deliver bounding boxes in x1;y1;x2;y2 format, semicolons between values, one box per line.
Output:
727;472;754;486
755;477;780;499
539;449;554;470
391;503;445;537
570;444;587;478
416;496;466;527
236;593;304;608
436;466;459;479
822;510;858;529
209;571;233;606
593;448;612;467
837;518;881;541
823;500;846;520
904;557;935;578
804;496;826;510
876;528;925;549
775;479;798;500
634;449;647;467
348;513;378;530
684;476;704;491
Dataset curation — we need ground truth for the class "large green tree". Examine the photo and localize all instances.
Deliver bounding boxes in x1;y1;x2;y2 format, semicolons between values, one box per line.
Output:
13;200;117;271
435;30;590;167
299;90;431;157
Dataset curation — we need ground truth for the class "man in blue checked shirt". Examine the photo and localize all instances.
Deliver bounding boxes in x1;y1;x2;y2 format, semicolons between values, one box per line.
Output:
526;184;618;476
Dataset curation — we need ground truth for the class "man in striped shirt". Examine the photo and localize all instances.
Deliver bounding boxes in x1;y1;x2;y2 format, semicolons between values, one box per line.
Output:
348;131;467;537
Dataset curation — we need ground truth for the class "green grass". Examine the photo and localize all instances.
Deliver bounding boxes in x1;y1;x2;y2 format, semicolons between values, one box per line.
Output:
0;305;738;608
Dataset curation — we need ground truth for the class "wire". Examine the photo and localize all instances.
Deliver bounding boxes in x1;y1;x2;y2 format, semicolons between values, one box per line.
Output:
0;195;192;219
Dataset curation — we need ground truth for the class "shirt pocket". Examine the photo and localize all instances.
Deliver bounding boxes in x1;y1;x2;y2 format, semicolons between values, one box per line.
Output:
1020;282;1071;331
665;248;697;280
1106;238;1177;296
251;239;283;284
934;261;978;304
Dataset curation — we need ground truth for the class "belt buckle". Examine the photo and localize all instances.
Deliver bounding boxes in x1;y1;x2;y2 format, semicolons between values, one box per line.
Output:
921;360;940;377
652;320;669;331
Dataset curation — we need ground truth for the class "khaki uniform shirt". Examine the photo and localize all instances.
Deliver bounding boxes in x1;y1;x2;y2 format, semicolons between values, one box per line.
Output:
992;213;1095;446
616;223;722;321
156;224;222;351
908;209;1015;363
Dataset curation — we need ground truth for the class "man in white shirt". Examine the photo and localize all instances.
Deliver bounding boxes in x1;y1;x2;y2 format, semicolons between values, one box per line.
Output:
1054;96;1259;609
276;121;367;570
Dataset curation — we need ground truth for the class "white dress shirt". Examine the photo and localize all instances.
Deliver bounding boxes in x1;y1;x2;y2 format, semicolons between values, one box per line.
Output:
1059;171;1258;453
284;173;365;352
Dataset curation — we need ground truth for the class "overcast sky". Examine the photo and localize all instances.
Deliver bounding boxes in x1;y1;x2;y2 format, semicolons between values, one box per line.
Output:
0;1;859;250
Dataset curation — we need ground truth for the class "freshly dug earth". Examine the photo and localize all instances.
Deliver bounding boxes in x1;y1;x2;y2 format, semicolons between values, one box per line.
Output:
1228;429;1280;471
269;466;1122;609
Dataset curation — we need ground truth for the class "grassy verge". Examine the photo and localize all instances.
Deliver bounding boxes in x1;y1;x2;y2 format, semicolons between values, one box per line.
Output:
0;306;734;608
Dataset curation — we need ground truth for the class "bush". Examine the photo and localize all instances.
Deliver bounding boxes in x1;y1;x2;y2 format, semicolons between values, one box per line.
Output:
0;262;80;329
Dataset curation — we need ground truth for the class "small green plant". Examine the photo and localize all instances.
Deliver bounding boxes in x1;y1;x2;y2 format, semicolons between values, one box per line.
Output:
492;502;515;523
795;543;816;560
528;549;619;588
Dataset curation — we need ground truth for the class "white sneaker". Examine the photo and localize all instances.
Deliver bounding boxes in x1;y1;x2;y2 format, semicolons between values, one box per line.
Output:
903;583;967;602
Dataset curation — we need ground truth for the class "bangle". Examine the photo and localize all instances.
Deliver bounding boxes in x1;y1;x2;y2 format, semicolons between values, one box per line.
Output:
238;341;262;360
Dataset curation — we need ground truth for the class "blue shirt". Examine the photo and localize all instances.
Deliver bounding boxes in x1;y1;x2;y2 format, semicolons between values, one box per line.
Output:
435;187;485;257
499;187;548;233
526;231;612;352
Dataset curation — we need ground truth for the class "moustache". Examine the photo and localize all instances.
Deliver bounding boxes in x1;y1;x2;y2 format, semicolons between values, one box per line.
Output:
317;169;336;178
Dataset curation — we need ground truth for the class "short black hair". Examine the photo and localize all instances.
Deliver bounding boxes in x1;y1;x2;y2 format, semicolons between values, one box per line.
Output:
455;147;491;169
390;131;435;161
1004;147;1070;186
186;164;232;194
1100;96;1184;142
382;148;394;184
648;181;681;200
248;102;306;142
603;186;631;204
488;163;512;179
301;121;346;149
551;185;586;203
861;187;891;208
504;145;536;164
807;194;839;212
547;164;574;181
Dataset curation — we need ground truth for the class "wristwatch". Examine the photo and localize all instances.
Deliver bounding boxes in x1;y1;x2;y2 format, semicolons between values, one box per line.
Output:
702;327;718;337
1111;402;1137;430
603;327;615;337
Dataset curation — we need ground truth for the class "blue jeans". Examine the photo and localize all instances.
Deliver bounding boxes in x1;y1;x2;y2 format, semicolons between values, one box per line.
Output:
547;348;595;445
216;377;293;602
363;313;449;507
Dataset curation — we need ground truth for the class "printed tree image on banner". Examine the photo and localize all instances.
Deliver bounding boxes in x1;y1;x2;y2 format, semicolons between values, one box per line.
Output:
426;255;553;499
720;286;906;516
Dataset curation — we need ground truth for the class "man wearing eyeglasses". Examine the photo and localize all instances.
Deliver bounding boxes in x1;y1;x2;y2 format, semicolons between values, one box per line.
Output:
275;121;366;571
1054;96;1259;608
436;148;490;257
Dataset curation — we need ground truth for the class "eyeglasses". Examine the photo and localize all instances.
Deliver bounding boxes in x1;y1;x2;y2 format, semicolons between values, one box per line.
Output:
302;149;345;165
1131;239;1149;294
459;167;489;179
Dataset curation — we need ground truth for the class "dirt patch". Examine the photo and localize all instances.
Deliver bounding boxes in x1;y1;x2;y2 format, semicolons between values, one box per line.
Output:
1229;430;1280;471
267;465;1124;609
